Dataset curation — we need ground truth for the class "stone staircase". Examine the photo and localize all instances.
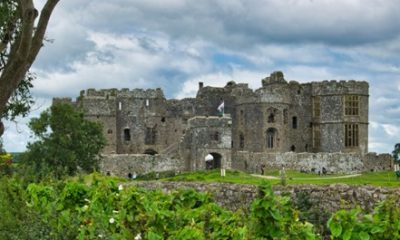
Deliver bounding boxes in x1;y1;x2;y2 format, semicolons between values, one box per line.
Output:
160;142;180;158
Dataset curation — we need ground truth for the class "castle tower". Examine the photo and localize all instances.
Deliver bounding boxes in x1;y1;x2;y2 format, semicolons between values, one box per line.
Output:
311;80;369;154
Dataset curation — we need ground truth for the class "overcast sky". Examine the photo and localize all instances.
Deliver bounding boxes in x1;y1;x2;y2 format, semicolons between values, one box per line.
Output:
3;0;400;153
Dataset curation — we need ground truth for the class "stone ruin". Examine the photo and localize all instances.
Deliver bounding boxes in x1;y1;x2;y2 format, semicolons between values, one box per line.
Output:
54;71;393;176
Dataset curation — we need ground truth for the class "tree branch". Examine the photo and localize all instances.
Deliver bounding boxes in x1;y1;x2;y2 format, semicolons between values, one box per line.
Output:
28;0;59;66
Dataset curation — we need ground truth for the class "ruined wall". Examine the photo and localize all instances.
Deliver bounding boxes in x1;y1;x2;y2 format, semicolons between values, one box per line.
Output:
132;181;400;214
60;71;370;158
363;153;394;172
288;82;313;153
232;151;393;174
100;154;186;177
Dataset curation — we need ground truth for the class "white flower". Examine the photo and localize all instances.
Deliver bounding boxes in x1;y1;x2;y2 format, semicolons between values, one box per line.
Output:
98;234;103;238
118;184;123;191
109;217;115;224
84;198;91;203
134;233;142;240
82;205;89;211
113;210;119;214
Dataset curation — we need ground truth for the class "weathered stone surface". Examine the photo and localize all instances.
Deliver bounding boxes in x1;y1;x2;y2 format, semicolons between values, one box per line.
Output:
100;154;185;177
55;71;384;174
233;151;393;174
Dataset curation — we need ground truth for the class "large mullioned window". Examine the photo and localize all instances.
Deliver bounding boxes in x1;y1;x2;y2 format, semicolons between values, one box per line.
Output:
345;124;359;147
344;95;359;116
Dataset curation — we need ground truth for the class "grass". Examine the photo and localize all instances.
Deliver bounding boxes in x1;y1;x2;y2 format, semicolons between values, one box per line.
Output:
159;169;400;187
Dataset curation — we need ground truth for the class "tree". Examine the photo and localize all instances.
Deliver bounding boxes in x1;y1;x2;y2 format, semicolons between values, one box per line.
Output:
21;103;106;179
0;0;60;137
393;143;400;163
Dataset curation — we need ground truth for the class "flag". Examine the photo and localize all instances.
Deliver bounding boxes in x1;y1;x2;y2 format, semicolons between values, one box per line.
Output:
217;101;224;113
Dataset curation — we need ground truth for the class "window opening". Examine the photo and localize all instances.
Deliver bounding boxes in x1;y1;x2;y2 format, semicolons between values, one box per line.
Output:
345;124;359;147
239;133;245;149
292;116;298;129
266;128;277;149
124;128;131;141
344;95;359;115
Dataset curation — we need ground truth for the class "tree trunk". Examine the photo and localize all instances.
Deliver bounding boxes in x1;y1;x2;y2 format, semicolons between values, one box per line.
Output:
0;0;59;137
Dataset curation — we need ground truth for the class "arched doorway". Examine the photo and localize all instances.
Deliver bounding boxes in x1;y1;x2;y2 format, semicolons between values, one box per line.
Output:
204;152;222;169
144;149;158;155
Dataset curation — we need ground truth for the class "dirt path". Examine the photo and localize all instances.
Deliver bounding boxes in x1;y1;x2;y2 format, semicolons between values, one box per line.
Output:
251;173;361;180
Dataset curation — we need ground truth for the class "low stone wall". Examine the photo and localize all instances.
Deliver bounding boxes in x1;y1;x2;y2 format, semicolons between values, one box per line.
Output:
363;152;394;172
100;154;185;178
233;151;393;174
132;181;400;215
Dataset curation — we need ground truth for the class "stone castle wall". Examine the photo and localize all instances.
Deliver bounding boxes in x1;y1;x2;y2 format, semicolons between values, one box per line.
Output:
100;154;185;177
132;181;400;214
232;151;393;174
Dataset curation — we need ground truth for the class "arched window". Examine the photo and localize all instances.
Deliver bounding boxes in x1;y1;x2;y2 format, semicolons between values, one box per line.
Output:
266;128;277;149
268;113;275;123
290;145;296;152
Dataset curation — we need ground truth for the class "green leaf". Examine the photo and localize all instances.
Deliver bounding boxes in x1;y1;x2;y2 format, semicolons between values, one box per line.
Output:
343;230;351;240
328;218;342;237
359;231;370;240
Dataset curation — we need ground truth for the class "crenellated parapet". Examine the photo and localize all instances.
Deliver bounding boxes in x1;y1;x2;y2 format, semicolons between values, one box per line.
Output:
81;88;165;100
311;80;369;96
188;115;232;128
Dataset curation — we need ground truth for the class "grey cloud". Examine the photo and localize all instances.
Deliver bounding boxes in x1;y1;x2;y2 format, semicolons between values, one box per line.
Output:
74;0;400;47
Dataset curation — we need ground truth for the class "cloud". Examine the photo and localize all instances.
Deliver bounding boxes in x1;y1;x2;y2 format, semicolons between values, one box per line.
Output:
3;0;400;154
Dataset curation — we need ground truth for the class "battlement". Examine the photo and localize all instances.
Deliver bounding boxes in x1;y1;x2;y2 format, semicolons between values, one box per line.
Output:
311;80;369;95
81;88;165;99
188;115;232;128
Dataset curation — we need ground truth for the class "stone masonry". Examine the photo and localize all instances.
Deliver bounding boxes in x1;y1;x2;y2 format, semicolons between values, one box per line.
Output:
54;71;393;175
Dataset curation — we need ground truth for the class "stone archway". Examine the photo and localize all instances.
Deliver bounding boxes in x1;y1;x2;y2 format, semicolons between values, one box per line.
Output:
205;152;222;169
144;148;158;155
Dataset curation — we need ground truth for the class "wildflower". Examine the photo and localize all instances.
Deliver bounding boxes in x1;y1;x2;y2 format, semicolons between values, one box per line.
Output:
113;210;119;214
82;205;89;211
134;233;142;240
118;184;123;191
109;217;115;224
84;198;91;203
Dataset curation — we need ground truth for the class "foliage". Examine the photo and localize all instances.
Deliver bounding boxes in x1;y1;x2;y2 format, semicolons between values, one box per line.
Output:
0;151;12;175
21;174;248;239
1;72;35;120
327;195;400;239
250;182;318;239
20;103;106;180
2;173;400;239
393;143;400;163
0;177;52;240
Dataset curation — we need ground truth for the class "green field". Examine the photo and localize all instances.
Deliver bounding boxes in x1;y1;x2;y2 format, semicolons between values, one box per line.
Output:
161;169;400;187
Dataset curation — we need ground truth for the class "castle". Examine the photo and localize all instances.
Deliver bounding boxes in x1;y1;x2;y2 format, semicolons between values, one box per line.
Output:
55;71;393;175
